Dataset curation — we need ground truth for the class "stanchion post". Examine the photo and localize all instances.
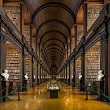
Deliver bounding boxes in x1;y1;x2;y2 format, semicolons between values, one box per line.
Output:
18;84;21;101
33;82;34;91
85;85;88;100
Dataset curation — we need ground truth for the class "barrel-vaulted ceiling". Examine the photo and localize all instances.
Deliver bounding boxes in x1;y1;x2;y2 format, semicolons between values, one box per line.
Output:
24;0;83;71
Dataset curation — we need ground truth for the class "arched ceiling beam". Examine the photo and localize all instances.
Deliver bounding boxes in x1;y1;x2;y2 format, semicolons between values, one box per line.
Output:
46;52;61;58
36;20;71;36
46;51;61;57
43;44;63;52
46;58;60;65
31;2;75;23
47;56;60;63
42;38;65;50
40;30;67;43
46;53;61;61
45;48;62;55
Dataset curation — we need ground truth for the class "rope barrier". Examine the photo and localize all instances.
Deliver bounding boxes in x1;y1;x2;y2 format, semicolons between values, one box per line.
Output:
0;87;18;100
71;82;110;101
0;86;10;93
0;82;36;101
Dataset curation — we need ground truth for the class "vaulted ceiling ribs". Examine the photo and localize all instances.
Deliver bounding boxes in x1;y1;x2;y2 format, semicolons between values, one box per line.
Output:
24;0;84;72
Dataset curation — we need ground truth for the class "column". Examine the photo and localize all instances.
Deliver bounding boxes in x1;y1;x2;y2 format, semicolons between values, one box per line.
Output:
64;67;65;82
66;65;68;84
83;3;87;36
0;31;7;101
104;0;110;4
42;66;44;83
39;64;41;84
0;35;6;73
36;62;39;85
20;43;26;91
68;61;71;85
74;25;77;47
70;37;72;54
31;49;34;84
36;38;37;54
39;44;40;58
100;35;108;101
0;0;3;6
73;55;76;87
81;43;85;91
100;16;110;100
108;36;110;97
30;25;33;48
20;3;24;34
67;44;68;59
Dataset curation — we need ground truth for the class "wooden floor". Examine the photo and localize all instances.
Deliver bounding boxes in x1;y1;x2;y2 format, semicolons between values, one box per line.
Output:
0;82;110;110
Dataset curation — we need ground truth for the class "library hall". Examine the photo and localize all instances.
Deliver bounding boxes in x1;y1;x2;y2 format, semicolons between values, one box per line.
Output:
0;0;110;110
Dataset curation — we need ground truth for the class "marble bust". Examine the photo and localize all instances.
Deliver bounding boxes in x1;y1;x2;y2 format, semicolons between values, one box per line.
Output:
33;75;36;79
24;73;28;80
1;69;9;81
97;70;104;81
79;74;82;80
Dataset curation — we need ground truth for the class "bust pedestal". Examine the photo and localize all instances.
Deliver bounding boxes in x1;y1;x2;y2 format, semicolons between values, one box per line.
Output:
2;81;9;102
24;80;29;91
96;81;104;101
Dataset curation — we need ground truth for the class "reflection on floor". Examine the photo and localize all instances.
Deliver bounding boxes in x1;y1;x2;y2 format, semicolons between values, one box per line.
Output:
0;82;110;110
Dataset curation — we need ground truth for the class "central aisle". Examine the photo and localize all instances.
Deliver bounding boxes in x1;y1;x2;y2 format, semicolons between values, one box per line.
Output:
0;82;110;110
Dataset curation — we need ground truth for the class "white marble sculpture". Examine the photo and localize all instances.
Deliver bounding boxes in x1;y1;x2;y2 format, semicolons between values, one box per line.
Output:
33;75;36;79
79;74;82;80
24;73;28;80
97;70;104;81
1;69;9;81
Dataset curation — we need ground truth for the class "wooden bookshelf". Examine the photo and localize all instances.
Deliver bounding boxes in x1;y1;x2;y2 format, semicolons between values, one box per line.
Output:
32;37;36;52
23;25;30;45
85;43;100;83
75;57;81;85
6;43;20;80
3;5;20;31
25;56;31;81
77;25;83;45
87;4;103;30
33;62;37;81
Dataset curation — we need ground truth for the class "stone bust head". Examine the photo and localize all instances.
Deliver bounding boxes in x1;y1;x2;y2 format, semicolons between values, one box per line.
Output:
97;70;104;81
1;69;9;81
24;73;28;80
79;74;82;80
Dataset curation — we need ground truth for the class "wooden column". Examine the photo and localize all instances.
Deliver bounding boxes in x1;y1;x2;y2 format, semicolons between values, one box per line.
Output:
36;62;39;85
0;0;3;6
20;3;24;34
74;25;77;47
39;64;41;84
100;17;109;100
104;0;110;5
36;38;37;54
66;65;68;84
20;43;26;91
64;67;65;82
31;49;34;84
30;25;33;48
100;35;108;100
67;44;68;59
0;35;6;73
41;66;43;83
108;35;110;96
83;3;87;36
39;44;40;58
81;41;85;91
73;55;76;87
70;37;72;54
68;61;71;85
